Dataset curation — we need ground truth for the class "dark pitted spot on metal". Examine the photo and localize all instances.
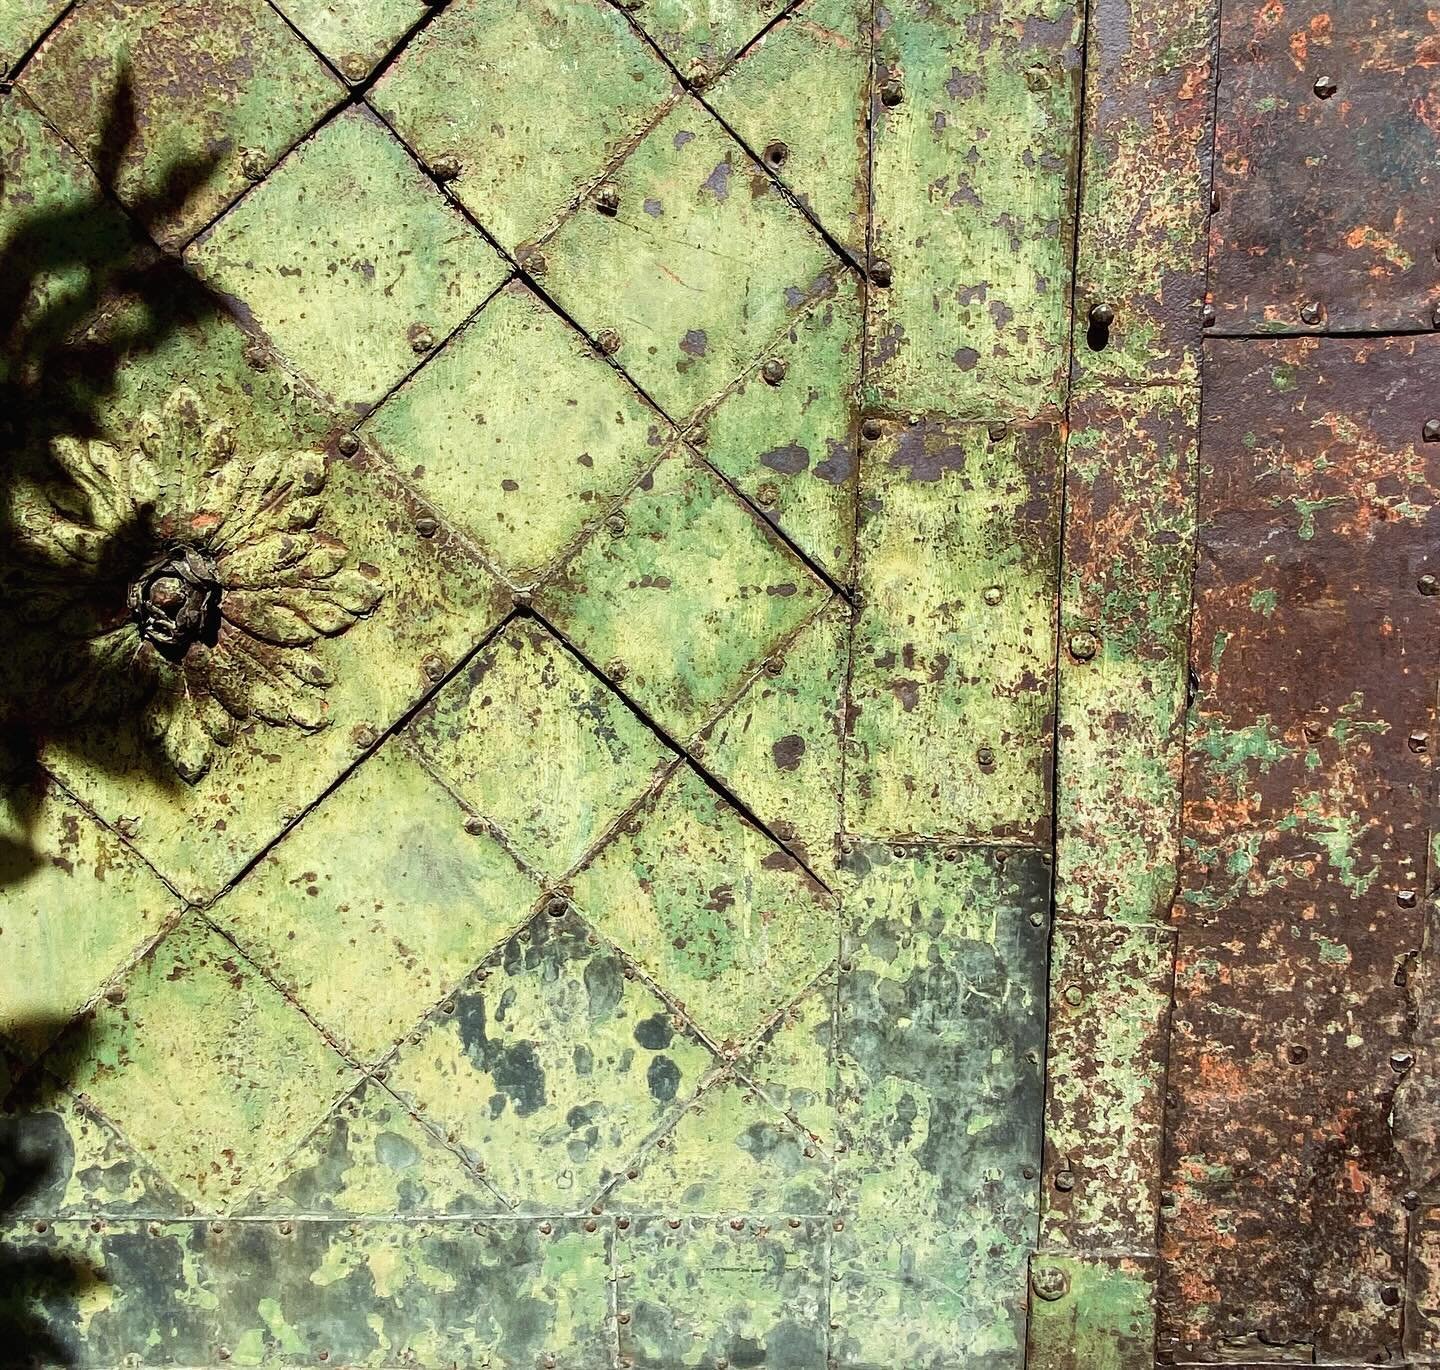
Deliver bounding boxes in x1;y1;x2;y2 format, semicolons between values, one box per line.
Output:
761;356;787;385
880;77;903;106
763;140;789;168
861;416;884;441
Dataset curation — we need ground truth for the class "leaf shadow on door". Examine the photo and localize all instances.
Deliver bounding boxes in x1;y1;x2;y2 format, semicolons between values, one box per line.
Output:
1;69;223;1367
1;65;224;883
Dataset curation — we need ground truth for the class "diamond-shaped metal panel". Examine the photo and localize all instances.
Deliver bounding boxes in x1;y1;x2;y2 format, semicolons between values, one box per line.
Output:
275;0;425;84
626;0;776;79
535;446;826;741
187;105;509;411
409;620;672;879
386;909;716;1211
53;917;359;1207
370;0;673;251
540;98;840;419
215;742;541;1062
0;0;65;72
570;765;837;1050
21;0;343;250
362;281;668;583
0;778;177;1062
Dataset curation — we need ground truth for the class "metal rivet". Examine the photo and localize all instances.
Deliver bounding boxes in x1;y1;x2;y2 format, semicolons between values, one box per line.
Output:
869;258;893;287
1392;1049;1416;1072
861;417;884;441
987;420;1009;442
1404;1190;1422;1210
117;816;141;838
976;746;996;768
1088;302;1115;329
1053;1169;1075;1192
1202;302;1217;327
667;1217;681;1229
1067;631;1098;662
616;1216;630;1230
1063;985;1083;1007
617;1312;631;1325
279;1221;293;1236
761;356;787;386
422;653;446;681
217;1350;231;1363
1398;890;1419;909
431;153;462;182
879;77;903;106
584;1219;597;1232
352;725;378;750
1031;1266;1069;1302
729;1217;744;1230
983;585;1002;605
1028;910;1044;928
317;1352;330;1364
1432;301;1440;330
521;249;547;277
546;897;567;919
686;59;712;88
595;182;621;215
539;1221;553;1234
463;815;486;836
1424;419;1440;443
763;656;784;677
1287;1043;1309;1064
605;512;627;537
763;140;789;168
239;148;267;181
341;54;368;82
337;432;359;456
597;328;623;355
1421;574;1440;596
210;1222;225;1234
1409;731;1429;753
1299;300;1324;326
756;482;779;510
1381;1284;1401;1307
415;516;438;538
1313;74;1338;99
410;325;436;354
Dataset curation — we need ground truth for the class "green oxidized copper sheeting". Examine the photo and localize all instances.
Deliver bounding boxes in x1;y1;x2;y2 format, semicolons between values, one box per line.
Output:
1026;1253;1156;1370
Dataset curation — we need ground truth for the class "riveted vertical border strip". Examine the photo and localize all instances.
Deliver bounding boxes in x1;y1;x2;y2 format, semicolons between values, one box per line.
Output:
1041;0;1218;1359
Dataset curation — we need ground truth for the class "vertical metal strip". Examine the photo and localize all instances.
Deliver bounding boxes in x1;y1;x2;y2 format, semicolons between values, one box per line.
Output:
1036;0;1220;1357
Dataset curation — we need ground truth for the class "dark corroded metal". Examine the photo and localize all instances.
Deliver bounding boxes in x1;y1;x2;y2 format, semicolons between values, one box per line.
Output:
1209;0;1440;334
1161;335;1440;1360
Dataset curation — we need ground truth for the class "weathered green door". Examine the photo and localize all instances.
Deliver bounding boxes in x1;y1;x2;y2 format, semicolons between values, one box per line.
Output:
11;0;1433;1365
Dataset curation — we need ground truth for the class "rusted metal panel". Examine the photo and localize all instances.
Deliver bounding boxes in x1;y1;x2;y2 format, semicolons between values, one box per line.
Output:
848;417;1060;843
865;0;1083;421
1409;1200;1440;1359
20;0;344;251
273;0;426;85
1055;390;1196;924
1027;1253;1156;1370
0;0;67;73
831;842;1048;1366
1208;0;1440;335
1069;0;1214;390
1161;335;1440;1360
1042;919;1173;1252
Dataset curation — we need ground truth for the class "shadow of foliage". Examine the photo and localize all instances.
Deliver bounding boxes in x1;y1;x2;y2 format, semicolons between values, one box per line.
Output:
0;66;225;1369
0;65;224;879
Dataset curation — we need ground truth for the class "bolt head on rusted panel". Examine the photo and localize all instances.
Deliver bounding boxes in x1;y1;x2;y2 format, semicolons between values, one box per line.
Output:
1202;302;1217;327
1420;573;1440;595
239;147;267;182
986;420;1009;442
869;258;893;287
761;356;787;385
1397;890;1419;909
879;78;903;107
686;58;712;88
1054;1168;1075;1192
1408;731;1429;753
1067;631;1099;662
415;516;439;538
763;140;789;168
755;481;779;509
982;585;1003;605
597;328;623;355
1313;74;1339;99
1432;300;1440;329
860;417;884;441
409;325;437;354
976;746;996;769
521;248;547;276
1299;300;1325;326
594;182;620;215
1088;302;1115;329
1391;1049;1415;1071
1423;418;1440;442
431;153;462;182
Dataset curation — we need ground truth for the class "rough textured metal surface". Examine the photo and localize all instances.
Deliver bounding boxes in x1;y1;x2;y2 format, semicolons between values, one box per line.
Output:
1160;335;1439;1360
0;0;1083;1362
848;418;1060;843
370;0;673;252
0;0;66;71
1027;1253;1156;1370
831;843;1048;1366
20;0;343;250
865;0;1082;421
188;105;508;412
1209;0;1440;335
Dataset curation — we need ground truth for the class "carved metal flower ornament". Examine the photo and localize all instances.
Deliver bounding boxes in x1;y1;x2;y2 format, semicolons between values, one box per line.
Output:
10;387;383;782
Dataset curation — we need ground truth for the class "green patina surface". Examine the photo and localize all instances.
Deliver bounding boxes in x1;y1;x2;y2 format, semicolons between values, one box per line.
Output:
0;0;1211;1361
1026;1254;1156;1370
